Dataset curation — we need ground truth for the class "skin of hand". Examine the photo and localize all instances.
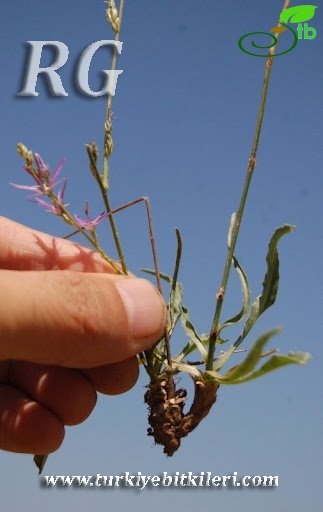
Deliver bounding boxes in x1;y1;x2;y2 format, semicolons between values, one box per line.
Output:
0;217;166;455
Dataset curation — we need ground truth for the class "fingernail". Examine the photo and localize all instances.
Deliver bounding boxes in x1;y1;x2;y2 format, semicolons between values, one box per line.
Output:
115;278;166;338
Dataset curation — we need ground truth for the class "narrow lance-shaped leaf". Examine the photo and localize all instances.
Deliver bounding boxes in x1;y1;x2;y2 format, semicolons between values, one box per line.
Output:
221;328;281;382
208;350;311;385
168;228;184;335
231;351;312;384
206;329;311;385
168;281;183;336
260;224;295;312
237;224;295;346
206;329;280;383
141;269;172;283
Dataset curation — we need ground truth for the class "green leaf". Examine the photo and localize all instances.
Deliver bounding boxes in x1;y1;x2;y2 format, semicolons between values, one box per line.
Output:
208;328;278;381
180;305;208;360
168;228;184;334
219;254;251;332
168;281;183;335
141;268;172;284
238;224;295;345
233;351;312;384
260;225;294;312
280;5;317;24
206;329;311;385
221;328;281;381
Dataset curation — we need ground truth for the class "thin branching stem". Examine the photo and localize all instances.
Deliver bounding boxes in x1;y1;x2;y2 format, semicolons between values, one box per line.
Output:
206;0;291;371
101;0;127;273
86;144;127;272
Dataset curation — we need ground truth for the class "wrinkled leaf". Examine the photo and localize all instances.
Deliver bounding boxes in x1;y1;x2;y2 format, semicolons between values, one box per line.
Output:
237;224;295;345
280;5;317;24
260;225;294;312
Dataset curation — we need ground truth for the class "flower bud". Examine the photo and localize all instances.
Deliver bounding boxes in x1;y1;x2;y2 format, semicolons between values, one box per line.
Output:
17;142;33;166
106;1;120;33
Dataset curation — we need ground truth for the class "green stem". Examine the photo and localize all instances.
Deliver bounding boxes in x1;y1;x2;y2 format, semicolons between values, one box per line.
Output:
101;192;127;272
87;146;128;273
101;0;127;273
206;0;291;370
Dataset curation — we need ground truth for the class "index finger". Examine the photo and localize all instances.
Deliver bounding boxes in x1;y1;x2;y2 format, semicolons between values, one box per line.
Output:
0;216;118;273
0;218;166;367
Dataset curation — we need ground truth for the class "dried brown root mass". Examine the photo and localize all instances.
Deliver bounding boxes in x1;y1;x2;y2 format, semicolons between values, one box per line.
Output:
144;377;219;456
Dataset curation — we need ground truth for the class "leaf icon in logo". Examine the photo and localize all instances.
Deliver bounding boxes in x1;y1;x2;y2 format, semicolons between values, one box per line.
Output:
280;5;317;24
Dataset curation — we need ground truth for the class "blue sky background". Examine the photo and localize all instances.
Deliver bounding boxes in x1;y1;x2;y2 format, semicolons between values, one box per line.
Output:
1;0;322;509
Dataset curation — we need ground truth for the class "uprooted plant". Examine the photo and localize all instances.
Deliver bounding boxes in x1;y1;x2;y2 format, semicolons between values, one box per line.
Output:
13;0;311;474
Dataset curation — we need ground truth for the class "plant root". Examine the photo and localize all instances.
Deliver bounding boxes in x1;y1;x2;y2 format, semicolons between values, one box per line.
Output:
144;377;219;456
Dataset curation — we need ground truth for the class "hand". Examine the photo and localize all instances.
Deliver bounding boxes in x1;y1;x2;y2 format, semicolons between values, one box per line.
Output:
0;217;166;454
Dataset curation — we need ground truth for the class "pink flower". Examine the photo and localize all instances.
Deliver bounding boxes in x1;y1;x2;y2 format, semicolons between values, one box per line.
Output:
11;153;66;197
74;201;108;231
32;179;68;215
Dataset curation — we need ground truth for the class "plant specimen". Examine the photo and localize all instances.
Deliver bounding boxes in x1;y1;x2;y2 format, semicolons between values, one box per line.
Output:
13;0;311;474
